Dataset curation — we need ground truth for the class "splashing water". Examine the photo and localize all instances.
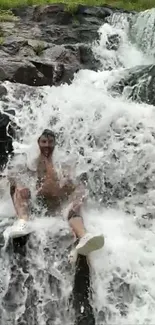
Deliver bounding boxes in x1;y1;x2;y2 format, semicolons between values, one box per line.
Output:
1;8;155;325
130;8;155;58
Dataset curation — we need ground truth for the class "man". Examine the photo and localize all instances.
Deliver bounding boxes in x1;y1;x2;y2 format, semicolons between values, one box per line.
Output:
4;129;104;260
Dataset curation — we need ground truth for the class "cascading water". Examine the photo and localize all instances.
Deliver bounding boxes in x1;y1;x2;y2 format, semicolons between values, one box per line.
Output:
0;7;155;325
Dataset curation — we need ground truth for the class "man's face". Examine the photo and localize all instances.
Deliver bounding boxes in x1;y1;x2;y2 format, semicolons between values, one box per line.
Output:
38;135;55;158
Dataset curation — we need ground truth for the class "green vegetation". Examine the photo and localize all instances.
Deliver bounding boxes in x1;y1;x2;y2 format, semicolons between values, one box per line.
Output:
0;26;4;44
0;9;18;21
0;26;3;36
33;42;45;56
0;0;154;13
0;36;4;44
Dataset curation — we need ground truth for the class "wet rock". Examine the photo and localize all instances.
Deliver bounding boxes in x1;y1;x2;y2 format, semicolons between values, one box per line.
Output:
0;49;10;58
33;4;72;25
0;59;48;86
2;230;94;325
0;110;15;171
40;44;80;65
110;64;155;106
41;23;99;45
0;84;7;98
32;4;131;24
0;67;7;81
12;6;34;21
107;271;134;317
0;4;122;87
106;33;121;51
38;44;81;83
73;255;95;325
0;42;100;86
2;37;28;56
79;44;100;70
77;5;113;18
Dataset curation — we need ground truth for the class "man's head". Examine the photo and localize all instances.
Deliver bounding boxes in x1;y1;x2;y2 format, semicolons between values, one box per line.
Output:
38;129;56;158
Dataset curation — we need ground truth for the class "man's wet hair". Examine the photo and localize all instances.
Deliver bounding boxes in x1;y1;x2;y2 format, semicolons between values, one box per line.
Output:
38;129;56;141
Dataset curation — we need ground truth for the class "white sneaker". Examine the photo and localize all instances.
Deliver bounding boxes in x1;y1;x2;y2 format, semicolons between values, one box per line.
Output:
3;219;31;240
76;233;104;256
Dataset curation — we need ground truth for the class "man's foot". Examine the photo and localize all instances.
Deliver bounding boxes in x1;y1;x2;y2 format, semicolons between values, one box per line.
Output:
3;219;31;240
76;233;104;256
68;233;104;264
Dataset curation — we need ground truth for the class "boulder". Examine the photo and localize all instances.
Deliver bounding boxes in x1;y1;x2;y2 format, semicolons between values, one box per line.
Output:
0;4;132;87
0;42;100;86
110;65;155;106
0;59;48;86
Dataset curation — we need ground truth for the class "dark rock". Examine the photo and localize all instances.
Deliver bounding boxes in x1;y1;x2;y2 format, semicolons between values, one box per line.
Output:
79;44;100;71
2;37;28;55
12;6;34;20
33;4;73;25
40;44;80;64
73;255;95;325
0;3;113;88
0;84;7;98
40;23;99;45
13;62;47;86
110;65;155;106
0;59;49;86
77;5;113;18
1;230;94;325
0;110;15;171
18;44;36;58
1;36;49;57
0;67;7;81
0;42;100;86
38;44;81;83
30;59;63;84
1;5;112;48
0;49;10;58
28;39;49;53
106;34;121;51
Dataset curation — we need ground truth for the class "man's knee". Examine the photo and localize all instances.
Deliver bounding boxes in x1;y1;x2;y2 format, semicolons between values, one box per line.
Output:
68;209;82;221
18;188;31;200
11;186;31;201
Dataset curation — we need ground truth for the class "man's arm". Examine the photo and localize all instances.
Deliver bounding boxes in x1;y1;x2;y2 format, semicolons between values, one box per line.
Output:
7;154;35;197
37;176;76;199
37;159;79;199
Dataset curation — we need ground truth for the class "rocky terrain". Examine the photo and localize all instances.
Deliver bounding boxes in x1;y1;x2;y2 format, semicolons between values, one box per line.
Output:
1;4;155;325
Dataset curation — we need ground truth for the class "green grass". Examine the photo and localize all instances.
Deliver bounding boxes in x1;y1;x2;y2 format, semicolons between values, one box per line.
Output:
0;36;4;44
33;42;45;55
0;9;19;21
0;0;154;13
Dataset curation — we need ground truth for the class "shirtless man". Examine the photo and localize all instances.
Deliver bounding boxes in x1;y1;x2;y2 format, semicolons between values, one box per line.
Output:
3;129;104;259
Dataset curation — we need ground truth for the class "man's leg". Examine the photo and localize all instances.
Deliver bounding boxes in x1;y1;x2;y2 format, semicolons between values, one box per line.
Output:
67;204;86;239
10;185;30;221
3;185;31;240
67;202;104;260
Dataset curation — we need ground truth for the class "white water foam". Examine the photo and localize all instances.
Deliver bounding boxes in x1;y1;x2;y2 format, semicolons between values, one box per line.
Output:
130;8;155;59
0;8;155;325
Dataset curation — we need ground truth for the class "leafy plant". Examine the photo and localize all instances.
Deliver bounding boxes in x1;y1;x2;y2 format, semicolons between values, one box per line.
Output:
33;42;45;56
0;36;4;45
0;9;19;22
